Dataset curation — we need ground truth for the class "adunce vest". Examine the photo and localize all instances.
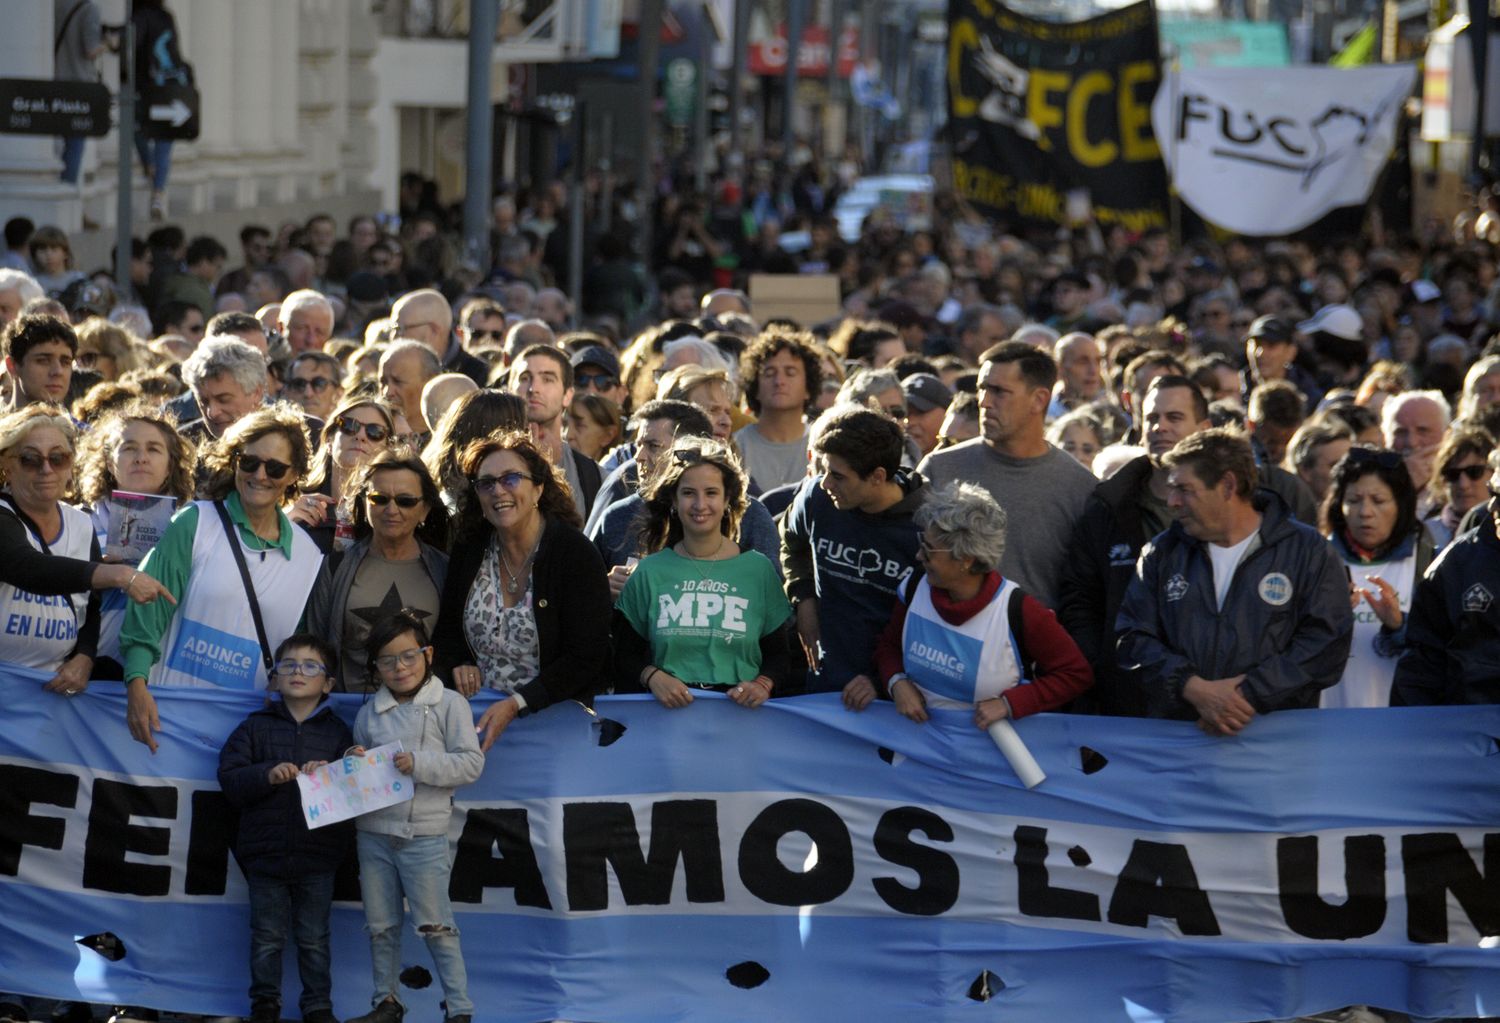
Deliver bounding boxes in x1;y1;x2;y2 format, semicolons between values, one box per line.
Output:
901;576;1024;708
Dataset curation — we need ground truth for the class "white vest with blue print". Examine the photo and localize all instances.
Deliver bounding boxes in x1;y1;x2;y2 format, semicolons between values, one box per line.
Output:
0;501;93;672
901;576;1024;709
152;501;322;690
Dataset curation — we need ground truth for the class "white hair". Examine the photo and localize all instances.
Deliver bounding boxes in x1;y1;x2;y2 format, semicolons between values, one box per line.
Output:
661;336;733;375
915;482;1008;573
108;303;152;338
1381;389;1451;441
182;337;269;395
279;288;334;328
0;269;43;305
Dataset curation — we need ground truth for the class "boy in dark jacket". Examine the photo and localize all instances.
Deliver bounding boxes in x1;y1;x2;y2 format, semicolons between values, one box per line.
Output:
218;634;354;1023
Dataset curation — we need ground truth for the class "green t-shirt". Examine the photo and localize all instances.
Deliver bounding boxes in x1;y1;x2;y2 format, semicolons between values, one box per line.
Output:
618;548;791;688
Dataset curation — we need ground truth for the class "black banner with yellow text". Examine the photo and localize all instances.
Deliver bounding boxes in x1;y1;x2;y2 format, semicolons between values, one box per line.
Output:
947;0;1168;232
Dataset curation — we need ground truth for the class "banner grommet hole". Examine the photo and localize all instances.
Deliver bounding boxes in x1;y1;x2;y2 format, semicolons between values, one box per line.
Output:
1080;746;1109;774
967;969;1005;1001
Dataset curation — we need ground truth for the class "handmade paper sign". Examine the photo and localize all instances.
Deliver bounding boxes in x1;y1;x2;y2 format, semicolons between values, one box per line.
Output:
297;742;413;829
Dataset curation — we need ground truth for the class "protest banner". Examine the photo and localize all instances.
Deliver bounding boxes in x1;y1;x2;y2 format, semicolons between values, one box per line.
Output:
0;670;1497;1022
297;742;412;830
1150;64;1418;235
946;0;1169;232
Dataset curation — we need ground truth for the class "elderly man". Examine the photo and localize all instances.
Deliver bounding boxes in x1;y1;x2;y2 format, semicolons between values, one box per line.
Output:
378;340;441;445
701;288;751;320
1116;428;1352;733
391;287;488;385
179;337;269;447
1383;390;1451;515
533;287;573;333
277;289;335;355
950;303;1008;365
497;319;556;376
1459;354;1500;421
0;270;43;330
1047;332;1105;419
420;372;478;436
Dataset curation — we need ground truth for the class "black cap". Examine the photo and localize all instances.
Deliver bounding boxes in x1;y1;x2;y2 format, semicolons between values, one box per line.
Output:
1245;315;1294;344
569;344;620;380
902;372;953;413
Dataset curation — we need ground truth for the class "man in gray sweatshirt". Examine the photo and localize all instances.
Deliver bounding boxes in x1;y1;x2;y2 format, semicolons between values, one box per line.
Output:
918;341;1096;609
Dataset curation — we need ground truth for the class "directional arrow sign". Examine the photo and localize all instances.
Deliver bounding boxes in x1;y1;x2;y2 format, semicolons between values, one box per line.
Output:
140;81;199;140
0;78;111;137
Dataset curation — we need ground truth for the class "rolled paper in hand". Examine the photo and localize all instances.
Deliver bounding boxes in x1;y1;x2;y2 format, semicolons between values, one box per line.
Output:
988;718;1046;789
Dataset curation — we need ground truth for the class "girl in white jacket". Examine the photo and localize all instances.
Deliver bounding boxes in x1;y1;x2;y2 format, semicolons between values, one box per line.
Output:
346;611;485;1023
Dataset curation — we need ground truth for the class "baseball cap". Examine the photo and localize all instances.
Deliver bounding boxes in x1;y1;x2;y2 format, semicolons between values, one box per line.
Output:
902;373;953;414
1407;279;1442;305
1245;315;1294;345
1297;304;1363;342
569;344;620;380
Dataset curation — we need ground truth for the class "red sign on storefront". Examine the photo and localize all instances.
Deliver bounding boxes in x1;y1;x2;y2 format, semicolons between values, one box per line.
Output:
749;24;860;77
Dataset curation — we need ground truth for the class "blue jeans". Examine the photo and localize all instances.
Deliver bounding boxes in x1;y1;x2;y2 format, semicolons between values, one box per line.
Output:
133;134;173;190
60;136;85;183
246;871;336;1014
357;832;472;1016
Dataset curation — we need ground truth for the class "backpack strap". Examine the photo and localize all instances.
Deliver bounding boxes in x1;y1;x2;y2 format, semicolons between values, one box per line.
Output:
1007;584;1035;680
55;0;87;54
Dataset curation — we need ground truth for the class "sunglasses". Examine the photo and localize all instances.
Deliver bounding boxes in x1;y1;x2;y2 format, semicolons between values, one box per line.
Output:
287;376;336;394
1345;447;1403;470
468;328;504;342
472;471;534;494
1442;464;1489;484
236;453;293;480
15;450;72;472
575;372;618;390
274;659;327;678
366;491;424;508
373;646;429;672
335;416;390;442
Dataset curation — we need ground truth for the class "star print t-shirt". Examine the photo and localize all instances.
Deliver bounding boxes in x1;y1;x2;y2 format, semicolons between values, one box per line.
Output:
340;551;439;691
618;548;791;688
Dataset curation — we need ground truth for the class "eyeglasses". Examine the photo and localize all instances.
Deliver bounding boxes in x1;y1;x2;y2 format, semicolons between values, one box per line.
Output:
468;328;504;342
236;453;293;480
918;538;952;559
1442;464;1489;484
274;659;327;678
335;416;390;443
575;372;618;390
14;450;72;472
373;646;429;672
287;376;336;394
1345;447;1403;470
883;405;908;422
472;471;534;494
367;491;424;508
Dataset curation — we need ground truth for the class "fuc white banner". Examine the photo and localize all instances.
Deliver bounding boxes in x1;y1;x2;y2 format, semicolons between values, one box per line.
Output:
1150;64;1417;235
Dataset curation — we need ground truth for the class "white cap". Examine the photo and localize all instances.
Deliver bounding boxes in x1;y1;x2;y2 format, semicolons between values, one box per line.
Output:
1297;304;1363;342
1410;279;1442;304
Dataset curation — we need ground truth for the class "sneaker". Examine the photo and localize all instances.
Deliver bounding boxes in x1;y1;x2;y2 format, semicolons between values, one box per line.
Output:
342;1002;400;1023
247;1004;277;1023
301;1012;337;1023
148;192;166;222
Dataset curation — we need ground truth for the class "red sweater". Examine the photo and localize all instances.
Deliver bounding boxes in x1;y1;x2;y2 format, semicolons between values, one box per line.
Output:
872;572;1094;719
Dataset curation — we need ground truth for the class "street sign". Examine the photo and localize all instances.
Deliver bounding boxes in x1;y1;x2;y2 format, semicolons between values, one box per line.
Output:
141;81;199;140
0;78;111;136
664;58;696;127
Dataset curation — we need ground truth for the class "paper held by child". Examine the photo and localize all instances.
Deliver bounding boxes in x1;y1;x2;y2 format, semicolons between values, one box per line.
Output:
297;741;414;829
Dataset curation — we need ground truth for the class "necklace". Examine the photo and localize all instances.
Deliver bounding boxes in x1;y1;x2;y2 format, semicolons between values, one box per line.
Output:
497;531;542;594
678;533;726;561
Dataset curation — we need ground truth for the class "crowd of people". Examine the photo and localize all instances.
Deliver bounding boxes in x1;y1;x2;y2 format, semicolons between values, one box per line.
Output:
2;166;1500;1023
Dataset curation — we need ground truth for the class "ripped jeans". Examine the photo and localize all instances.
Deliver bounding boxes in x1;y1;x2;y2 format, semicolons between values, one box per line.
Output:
356;831;472;1016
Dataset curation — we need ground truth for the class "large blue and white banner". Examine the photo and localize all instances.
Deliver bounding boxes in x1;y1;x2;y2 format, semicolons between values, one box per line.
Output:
1;668;1498;1023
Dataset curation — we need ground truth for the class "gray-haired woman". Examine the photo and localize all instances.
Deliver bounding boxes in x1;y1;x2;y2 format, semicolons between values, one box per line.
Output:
872;482;1093;728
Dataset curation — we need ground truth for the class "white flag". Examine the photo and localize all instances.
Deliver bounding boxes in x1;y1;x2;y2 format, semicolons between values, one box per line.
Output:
1150;65;1417;235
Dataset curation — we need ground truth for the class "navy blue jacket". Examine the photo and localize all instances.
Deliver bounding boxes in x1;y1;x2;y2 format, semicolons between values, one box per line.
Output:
217;699;355;879
1116;490;1353;719
1393;504;1500;706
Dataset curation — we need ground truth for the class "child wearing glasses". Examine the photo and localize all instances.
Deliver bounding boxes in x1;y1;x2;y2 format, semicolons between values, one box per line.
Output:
345;610;484;1023
216;633;353;1023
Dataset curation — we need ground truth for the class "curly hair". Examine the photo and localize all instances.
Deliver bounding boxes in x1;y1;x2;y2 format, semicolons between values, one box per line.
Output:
636;436;748;554
200;403;312;502
344;448;450;549
740;328;824;415
76;403;196;507
451;429;580;539
916;482;1008;574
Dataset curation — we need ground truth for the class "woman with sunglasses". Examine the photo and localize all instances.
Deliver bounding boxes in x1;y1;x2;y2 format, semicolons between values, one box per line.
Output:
121;407;323;752
0;405;174;694
1424;427;1494;549
290;398;397;552
1319;446;1434;708
614;437;792;710
307;450;450;691
432;431;610;752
